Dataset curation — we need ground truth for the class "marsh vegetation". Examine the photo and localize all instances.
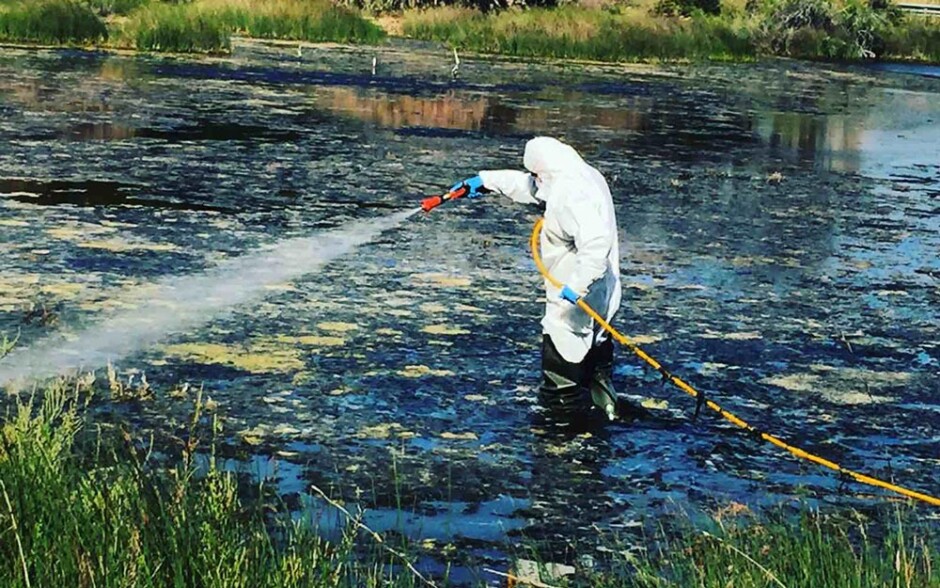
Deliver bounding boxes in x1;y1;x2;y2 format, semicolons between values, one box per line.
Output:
0;0;936;61
1;379;936;587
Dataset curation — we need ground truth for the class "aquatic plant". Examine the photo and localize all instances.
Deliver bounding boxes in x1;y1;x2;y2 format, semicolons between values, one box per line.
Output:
0;0;107;44
0;333;15;360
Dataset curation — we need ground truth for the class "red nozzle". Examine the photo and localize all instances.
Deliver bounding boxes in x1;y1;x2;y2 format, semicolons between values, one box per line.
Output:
420;186;468;213
421;195;444;212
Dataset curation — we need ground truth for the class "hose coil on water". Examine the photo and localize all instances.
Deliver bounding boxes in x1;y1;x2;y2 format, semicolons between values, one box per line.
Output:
530;218;940;507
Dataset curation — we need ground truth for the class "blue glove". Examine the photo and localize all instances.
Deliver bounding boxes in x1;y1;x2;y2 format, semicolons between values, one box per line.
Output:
450;175;486;198
560;285;581;304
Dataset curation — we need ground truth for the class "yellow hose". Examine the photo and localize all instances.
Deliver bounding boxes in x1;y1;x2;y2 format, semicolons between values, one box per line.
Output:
530;218;940;507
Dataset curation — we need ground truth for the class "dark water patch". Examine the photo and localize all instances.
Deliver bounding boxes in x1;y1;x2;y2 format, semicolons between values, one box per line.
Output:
393;126;527;141
574;80;659;97
868;62;940;79
59;121;136;141
56;120;304;143
64;248;197;278
145;361;269;384
149;61;538;97
138;119;305;143
0;177;233;213
51;48;112;65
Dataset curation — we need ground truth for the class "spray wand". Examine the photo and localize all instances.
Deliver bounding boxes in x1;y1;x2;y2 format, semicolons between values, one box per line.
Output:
420;185;469;213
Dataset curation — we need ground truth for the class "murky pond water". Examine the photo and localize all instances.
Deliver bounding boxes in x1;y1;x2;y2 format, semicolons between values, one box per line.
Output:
1;41;938;574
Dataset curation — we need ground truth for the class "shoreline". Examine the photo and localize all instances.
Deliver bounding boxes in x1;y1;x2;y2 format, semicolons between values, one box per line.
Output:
3;35;939;71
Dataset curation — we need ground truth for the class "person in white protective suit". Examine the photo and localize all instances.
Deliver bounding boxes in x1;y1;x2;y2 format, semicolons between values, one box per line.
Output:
449;137;624;420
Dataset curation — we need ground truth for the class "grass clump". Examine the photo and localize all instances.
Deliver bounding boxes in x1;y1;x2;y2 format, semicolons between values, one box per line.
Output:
583;506;940;587
202;0;386;43
403;1;939;63
0;381;422;587
0;0;107;45
116;0;384;53
403;6;757;61
118;2;231;52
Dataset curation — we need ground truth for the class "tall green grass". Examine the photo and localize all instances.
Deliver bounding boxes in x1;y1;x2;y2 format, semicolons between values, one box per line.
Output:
117;0;384;52
0;383;421;587
1;0;932;60
586;508;940;587
402;6;758;61
1;374;937;587
202;0;386;43
402;3;939;63
0;0;107;45
118;2;231;52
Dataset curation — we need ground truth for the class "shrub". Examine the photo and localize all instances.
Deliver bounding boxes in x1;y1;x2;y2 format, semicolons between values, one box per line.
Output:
757;0;834;55
835;0;892;57
756;0;912;58
883;15;940;61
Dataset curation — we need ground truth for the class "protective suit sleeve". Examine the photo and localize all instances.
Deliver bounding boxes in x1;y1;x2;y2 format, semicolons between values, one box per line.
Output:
478;170;539;205
563;196;613;296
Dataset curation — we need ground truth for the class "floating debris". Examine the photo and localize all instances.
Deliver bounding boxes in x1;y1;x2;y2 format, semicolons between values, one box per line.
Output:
397;365;455;378
440;431;478;441
421;324;470;335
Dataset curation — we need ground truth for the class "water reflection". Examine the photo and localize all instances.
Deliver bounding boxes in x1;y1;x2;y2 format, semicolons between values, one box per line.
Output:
755;112;863;172
309;87;489;131
62;121;137;141
0;52;894;177
307;86;651;137
306;84;878;174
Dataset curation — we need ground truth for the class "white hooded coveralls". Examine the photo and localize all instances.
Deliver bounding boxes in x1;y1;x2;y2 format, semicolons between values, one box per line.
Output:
479;137;622;364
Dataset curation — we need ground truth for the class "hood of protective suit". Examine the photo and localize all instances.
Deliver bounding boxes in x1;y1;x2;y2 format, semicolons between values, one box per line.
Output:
523;137;586;188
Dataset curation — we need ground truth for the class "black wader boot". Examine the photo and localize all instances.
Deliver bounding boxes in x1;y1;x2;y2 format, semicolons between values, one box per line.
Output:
585;338;618;420
540;335;590;418
540;335;623;424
